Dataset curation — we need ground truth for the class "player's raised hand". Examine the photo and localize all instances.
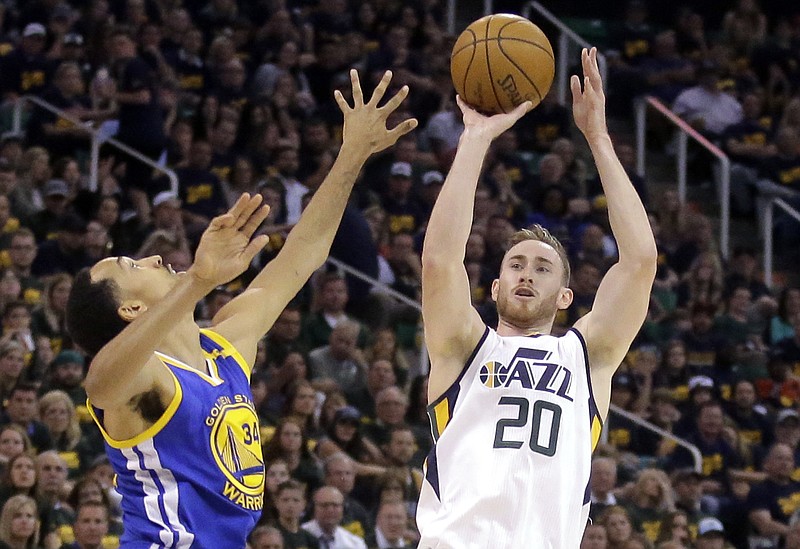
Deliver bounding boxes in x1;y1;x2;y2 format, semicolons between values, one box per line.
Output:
571;47;608;140
456;95;532;141
189;193;270;286
335;69;418;155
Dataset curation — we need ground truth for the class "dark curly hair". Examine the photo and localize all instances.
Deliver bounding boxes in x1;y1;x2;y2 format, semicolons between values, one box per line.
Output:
65;268;128;355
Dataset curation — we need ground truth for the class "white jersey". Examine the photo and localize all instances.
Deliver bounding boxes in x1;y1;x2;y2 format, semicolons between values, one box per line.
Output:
417;327;603;549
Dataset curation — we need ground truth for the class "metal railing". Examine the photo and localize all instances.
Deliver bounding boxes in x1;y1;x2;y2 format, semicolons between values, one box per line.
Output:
12;95;178;195
762;197;800;287
635;96;731;258
522;1;608;107
324;256;429;376
608;404;704;473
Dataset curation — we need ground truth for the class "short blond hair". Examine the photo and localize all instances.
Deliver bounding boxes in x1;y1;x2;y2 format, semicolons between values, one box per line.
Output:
506;225;571;285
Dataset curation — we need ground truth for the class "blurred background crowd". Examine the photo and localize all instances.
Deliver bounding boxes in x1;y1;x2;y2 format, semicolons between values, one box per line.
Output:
0;0;798;547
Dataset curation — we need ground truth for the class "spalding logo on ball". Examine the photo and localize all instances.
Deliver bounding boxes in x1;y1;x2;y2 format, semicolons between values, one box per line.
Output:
451;14;555;114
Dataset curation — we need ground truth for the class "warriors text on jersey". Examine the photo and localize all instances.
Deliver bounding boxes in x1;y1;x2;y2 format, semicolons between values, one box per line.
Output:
417;327;602;549
88;330;264;548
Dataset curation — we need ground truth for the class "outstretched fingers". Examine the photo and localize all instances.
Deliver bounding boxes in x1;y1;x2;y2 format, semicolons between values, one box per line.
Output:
233;193;264;230
570;74;582;106
369;70;393;107
380;84;409;114
587;47;604;91
241;204;271;238
334;89;350;113
386;118;419;142
242;234;271;262
350;69;364;107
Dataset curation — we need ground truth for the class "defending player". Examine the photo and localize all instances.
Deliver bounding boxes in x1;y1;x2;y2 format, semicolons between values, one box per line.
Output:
417;48;657;547
65;70;416;548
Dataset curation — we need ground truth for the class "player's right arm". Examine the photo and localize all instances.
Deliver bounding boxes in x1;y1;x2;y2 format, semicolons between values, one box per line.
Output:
422;97;531;401
86;195;270;410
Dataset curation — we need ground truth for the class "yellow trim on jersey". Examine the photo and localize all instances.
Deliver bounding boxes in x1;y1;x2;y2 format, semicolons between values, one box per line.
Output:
200;329;251;378
86;368;183;449
155;351;223;386
591;415;602;451
433;397;450;438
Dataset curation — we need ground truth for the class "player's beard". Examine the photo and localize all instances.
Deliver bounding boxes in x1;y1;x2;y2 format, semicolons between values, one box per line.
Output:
495;286;560;331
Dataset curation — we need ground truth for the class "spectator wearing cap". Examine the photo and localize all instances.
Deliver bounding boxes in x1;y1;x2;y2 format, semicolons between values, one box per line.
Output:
747;442;800;545
27;178;71;242
31;213;91;277
674;375;717;437
381;161;424;236
695;517;729;549
604;372;642;455
0;22;49;100
44;350;87;412
316;407;385;479
725;379;771;450
416;170;443;218
667;401;743;510
766;410;800;477
681;302;723;374
126;190;187;254
671;468;707;534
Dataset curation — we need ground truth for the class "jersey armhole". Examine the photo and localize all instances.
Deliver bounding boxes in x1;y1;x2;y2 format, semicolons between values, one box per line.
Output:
569;327;603;433
200;328;252;378
86;367;183;449
427;325;490;439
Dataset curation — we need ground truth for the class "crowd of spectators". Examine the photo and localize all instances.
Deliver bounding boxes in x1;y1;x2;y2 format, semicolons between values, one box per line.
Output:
0;0;797;548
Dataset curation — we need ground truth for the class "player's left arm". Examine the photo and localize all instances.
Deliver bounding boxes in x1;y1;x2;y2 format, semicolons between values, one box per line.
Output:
211;70;417;363
572;49;657;383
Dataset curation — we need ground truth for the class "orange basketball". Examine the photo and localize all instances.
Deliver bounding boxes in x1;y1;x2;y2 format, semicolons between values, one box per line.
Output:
451;14;555;114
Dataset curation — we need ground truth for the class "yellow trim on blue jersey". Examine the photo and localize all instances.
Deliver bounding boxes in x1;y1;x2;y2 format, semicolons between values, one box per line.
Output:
200;329;251;378
86;368;183;449
591;415;602;451
433;398;450;439
155;351;223;386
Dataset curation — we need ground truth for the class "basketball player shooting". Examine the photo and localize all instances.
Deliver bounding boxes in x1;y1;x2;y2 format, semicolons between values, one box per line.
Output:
64;70;416;547
417;48;657;547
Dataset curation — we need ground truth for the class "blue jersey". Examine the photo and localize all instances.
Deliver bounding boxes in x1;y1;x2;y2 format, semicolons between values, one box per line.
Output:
88;329;264;548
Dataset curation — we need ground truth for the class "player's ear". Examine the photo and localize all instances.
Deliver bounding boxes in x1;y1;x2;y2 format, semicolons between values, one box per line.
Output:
117;299;148;322
490;279;500;302
557;287;573;310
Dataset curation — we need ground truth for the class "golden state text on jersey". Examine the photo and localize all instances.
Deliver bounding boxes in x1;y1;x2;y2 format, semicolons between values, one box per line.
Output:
418;327;603;549
88;330;264;549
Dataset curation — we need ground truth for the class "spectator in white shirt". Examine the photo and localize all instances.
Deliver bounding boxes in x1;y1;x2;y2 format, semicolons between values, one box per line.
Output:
302;486;367;549
673;62;743;138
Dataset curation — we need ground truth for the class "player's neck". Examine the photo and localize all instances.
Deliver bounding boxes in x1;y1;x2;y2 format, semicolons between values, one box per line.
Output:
496;317;553;337
155;318;205;371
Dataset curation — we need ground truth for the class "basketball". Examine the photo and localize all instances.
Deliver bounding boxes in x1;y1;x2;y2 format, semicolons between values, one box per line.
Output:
451;14;555;114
